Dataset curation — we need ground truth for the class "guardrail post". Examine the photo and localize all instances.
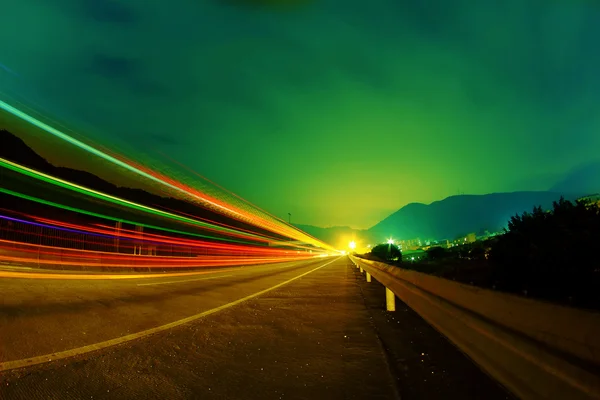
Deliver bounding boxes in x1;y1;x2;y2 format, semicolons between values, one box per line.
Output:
386;287;395;311
359;266;363;273
366;272;371;282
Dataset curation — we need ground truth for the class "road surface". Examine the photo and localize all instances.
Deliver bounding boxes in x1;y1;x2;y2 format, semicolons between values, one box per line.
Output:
0;257;510;399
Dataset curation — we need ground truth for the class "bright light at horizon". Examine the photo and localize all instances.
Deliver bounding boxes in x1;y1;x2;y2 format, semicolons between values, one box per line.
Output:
349;241;356;250
387;238;394;244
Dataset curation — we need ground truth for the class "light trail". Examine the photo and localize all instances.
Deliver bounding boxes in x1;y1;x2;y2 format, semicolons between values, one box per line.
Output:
0;187;265;246
0;98;338;272
0;99;336;250
0;157;271;242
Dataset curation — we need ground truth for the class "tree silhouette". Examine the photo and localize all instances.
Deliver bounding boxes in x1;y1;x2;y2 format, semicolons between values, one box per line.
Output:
371;243;402;262
490;197;600;307
426;246;447;260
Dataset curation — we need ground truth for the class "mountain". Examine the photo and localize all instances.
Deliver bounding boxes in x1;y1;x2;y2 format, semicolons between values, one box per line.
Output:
368;191;583;241
0;129;54;171
295;191;586;246
549;161;600;195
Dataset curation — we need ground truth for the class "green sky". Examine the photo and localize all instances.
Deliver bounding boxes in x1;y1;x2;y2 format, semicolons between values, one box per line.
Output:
1;0;600;228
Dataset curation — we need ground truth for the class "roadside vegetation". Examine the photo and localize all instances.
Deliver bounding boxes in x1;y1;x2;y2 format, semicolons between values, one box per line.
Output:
356;197;600;310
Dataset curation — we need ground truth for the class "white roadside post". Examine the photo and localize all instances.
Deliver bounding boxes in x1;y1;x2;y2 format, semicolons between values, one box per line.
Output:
366;272;371;282
386;287;396;311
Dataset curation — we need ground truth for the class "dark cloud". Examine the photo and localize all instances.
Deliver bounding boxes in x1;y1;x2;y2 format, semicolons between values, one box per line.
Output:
392;0;468;39
87;54;169;96
89;54;137;79
219;0;316;11
83;0;137;24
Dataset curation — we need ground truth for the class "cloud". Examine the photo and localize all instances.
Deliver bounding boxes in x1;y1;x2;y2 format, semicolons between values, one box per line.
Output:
82;53;171;99
89;54;137;79
83;0;137;23
218;0;317;11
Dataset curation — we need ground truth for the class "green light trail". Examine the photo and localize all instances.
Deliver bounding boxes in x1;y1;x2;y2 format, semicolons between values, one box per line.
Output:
0;157;271;242
0;187;261;246
0;99;245;218
0;99;335;251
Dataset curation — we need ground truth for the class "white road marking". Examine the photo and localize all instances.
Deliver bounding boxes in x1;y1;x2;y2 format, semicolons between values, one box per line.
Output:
0;257;340;372
136;275;233;286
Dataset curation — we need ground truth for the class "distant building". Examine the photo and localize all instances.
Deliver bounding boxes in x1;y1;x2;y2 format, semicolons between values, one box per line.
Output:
398;238;422;251
452;232;477;245
431;239;450;249
421;239;450;250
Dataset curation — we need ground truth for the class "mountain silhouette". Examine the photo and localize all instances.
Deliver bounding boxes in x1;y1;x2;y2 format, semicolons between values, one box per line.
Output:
298;191;584;245
368;192;582;241
0;130;54;171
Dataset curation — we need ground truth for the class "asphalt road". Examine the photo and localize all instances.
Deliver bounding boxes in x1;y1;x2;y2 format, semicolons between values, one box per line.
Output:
0;257;339;364
0;256;511;399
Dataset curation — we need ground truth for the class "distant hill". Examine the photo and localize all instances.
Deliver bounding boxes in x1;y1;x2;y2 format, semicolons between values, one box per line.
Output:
0;129;54;171
368;191;582;241
297;191;585;246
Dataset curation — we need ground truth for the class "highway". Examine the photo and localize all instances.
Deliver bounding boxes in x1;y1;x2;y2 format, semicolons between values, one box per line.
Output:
0;257;510;399
0;257;339;364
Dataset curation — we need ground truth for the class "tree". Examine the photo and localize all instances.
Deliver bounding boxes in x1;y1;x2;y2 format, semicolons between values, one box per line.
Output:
426;246;447;260
490;197;600;307
370;243;402;262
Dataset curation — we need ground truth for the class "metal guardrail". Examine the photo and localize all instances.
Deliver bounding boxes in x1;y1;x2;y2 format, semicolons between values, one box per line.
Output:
349;255;600;400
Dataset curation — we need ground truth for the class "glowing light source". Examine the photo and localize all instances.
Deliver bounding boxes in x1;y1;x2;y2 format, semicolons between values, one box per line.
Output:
349;241;356;250
387;238;394;244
